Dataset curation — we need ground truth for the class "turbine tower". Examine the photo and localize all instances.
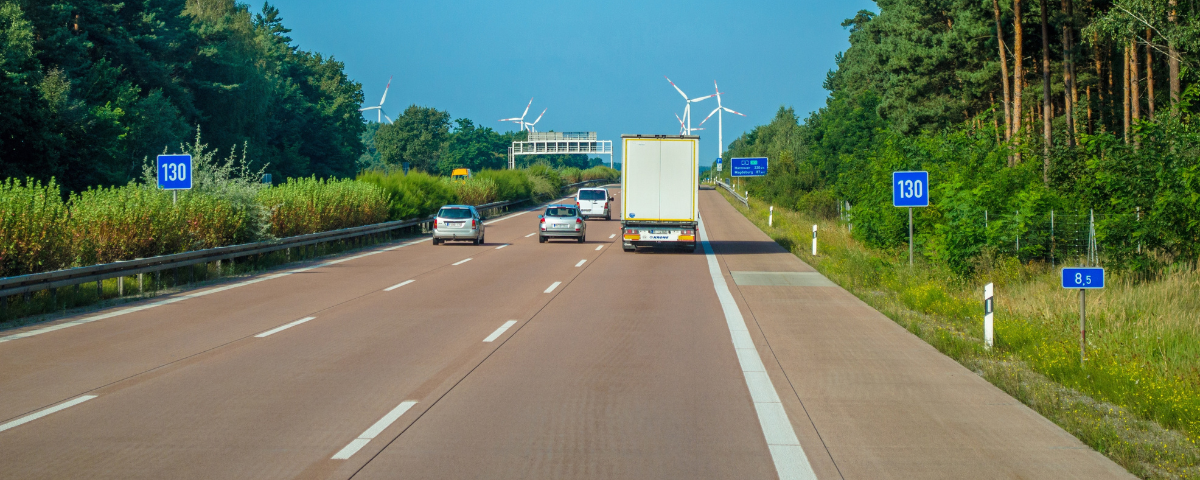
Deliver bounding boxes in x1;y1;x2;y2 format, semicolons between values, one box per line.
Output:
698;80;746;160
358;76;393;123
665;76;715;135
499;98;534;132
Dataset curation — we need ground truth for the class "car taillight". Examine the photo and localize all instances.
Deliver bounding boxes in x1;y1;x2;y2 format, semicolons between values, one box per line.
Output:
576;218;582;223
472;219;477;227
434;219;438;228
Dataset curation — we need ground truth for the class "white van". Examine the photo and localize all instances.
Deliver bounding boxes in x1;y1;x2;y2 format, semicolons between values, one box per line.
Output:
575;188;613;220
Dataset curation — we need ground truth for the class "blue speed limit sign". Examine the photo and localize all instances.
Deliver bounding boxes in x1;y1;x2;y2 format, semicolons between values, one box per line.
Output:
157;154;193;190
893;171;928;207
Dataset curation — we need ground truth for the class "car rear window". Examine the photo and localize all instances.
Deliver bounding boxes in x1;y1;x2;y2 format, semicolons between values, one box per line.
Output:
545;207;577;217
578;190;606;201
438;208;472;219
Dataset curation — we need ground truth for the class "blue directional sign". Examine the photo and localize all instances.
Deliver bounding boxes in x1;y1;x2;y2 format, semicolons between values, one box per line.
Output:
157;154;193;190
731;157;767;177
892;171;929;207
1062;267;1105;289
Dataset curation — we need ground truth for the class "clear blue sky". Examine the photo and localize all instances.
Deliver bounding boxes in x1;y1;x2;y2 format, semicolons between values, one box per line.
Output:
269;0;878;164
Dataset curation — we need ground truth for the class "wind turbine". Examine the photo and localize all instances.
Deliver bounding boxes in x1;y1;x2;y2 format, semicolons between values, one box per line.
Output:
665;76;715;135
698;80;746;160
524;108;547;133
358;76;393;123
499;98;534;132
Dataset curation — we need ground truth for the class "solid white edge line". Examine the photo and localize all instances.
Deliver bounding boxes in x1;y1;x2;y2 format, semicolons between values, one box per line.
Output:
544;281;561;293
525;233;536;238
483;320;519;343
331;400;418;460
0;395;97;433
384;280;414;292
254;316;316;338
495;244;509;249
595;245;603;251
0;237;433;345
575;259;586;267
452;258;472;266
698;217;817;480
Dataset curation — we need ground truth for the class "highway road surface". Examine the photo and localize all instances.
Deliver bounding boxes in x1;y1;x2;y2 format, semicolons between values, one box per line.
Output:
0;188;1132;479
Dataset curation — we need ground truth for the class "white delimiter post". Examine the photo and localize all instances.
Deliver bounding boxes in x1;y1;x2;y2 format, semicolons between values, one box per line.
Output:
984;283;994;349
768;206;773;227
812;224;818;256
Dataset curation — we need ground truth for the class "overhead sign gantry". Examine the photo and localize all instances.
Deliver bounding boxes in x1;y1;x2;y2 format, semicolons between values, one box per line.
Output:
508;132;613;169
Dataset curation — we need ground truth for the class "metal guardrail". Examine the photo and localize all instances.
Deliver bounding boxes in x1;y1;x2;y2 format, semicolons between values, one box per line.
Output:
0;179;608;299
715;180;748;207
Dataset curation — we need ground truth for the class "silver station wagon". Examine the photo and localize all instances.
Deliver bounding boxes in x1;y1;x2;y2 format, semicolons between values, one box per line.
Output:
432;205;485;245
538;205;586;243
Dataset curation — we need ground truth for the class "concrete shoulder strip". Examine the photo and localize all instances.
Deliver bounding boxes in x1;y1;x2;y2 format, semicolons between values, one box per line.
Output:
698;217;817;480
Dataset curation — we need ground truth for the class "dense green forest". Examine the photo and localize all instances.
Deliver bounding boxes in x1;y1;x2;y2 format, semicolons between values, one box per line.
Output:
0;0;560;191
0;0;368;190
722;0;1200;274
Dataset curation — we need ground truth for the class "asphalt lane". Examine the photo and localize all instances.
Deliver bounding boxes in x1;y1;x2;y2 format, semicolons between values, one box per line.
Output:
0;186;1133;479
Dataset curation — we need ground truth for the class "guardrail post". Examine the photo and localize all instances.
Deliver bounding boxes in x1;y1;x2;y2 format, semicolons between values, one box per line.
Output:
138;273;144;293
118;276;123;296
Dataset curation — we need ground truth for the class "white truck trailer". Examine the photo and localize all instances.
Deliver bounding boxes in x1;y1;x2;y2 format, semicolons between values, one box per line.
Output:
620;134;699;252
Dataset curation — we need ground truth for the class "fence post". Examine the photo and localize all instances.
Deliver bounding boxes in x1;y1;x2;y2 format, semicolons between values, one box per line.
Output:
1015;210;1020;254
1050;210;1055;267
1136;206;1141;253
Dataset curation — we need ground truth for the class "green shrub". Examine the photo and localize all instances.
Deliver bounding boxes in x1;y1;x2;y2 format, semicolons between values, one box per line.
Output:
559;167;583;184
258;177;389;237
446;177;498;205
0;178;73;277
476;169;533;201
581;165;619;182
357;170;456;220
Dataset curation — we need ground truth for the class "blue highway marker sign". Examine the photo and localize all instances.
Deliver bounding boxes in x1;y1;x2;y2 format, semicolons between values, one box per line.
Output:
157;154;193;190
731;157;768;177
892;171;929;207
1062;267;1105;289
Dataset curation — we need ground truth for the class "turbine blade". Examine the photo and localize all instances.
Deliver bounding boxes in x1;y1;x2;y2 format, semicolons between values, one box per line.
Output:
522;98;532;119
384;114;393;124
665;76;688;100
699;107;720;126
689;93;715;102
499;117;522;122
359;106;380;112
379;76;392;105
723;107;746;116
531;108;547;125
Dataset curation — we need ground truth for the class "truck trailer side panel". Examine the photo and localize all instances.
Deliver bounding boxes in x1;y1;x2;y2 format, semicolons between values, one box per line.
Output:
622;139;661;221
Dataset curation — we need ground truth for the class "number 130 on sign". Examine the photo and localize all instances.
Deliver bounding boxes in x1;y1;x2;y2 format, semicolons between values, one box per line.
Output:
893;171;929;207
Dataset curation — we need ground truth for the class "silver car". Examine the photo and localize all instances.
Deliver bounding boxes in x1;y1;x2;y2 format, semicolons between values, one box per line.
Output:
432;205;485;245
538;205;587;243
575;188;613;220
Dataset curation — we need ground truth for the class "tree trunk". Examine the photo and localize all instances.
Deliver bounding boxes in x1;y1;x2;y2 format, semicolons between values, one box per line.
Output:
1041;0;1052;184
1130;40;1140;123
1146;29;1155;120
994;0;1013;140
1094;31;1104;132
1012;0;1024;166
1169;0;1181;110
1086;85;1093;134
1061;0;1076;147
1123;46;1131;143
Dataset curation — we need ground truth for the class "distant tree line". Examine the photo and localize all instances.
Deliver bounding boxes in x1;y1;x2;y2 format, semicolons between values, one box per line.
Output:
359;105;595;175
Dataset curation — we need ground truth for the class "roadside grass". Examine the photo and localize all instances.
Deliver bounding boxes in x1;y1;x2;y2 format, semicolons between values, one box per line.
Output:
716;188;1200;479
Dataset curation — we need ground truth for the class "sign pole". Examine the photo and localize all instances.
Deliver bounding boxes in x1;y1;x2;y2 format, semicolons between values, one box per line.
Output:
173;190;177;206
908;207;913;266
1080;289;1086;364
